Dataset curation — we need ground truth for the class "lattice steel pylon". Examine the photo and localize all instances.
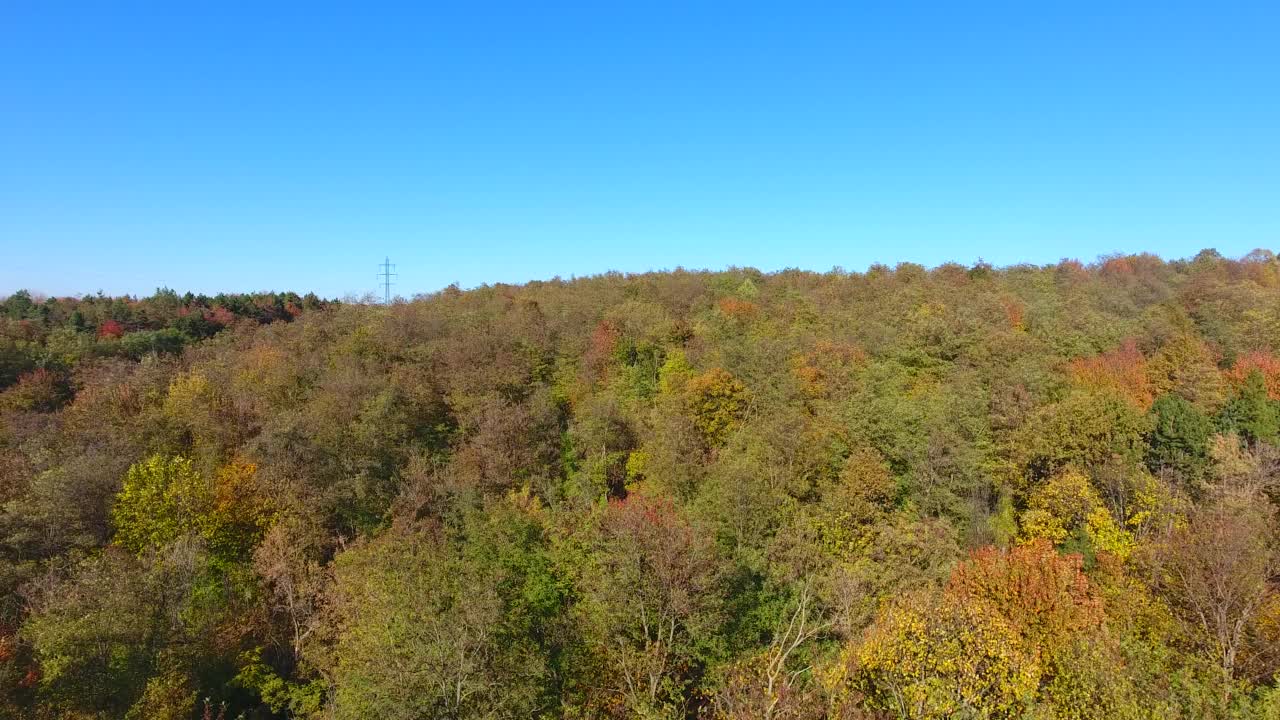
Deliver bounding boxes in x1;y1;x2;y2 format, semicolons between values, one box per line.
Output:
378;257;397;304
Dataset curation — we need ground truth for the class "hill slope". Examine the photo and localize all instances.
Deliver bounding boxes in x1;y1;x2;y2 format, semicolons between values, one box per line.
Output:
3;250;1280;718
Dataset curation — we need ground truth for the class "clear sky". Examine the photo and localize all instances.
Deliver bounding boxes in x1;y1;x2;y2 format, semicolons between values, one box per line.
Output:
2;2;1277;299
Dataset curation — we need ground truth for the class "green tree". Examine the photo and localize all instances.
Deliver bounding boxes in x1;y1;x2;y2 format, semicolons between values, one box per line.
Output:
1218;370;1280;445
323;496;563;719
22;551;160;716
1146;393;1213;493
1018;390;1152;482
21;542;233;719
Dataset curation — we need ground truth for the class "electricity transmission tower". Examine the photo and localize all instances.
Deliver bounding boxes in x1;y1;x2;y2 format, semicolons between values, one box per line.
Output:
377;257;397;304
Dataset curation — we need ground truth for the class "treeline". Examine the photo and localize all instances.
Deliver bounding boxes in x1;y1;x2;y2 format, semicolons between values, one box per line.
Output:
0;289;328;405
3;250;1280;718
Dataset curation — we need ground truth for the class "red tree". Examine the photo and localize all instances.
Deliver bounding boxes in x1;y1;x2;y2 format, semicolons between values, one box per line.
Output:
97;319;125;339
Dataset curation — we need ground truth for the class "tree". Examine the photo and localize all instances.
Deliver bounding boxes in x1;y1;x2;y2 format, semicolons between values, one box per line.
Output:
1218;370;1280;446
1069;339;1153;409
574;492;726;717
112;455;212;554
1226;351;1280;400
21;541;227;719
2;450;127;559
1146;333;1228;411
684;368;749;447
0;339;35;390
21;550;160;716
708;583;829;720
850;541;1120;719
98;318;125;339
323;496;563;720
120;328;188;358
252;514;327;668
1;292;34;321
125;669;197;720
948;541;1104;653
325;529;516;720
112;455;273;562
852;588;1039;718
1019;468;1135;560
1146;394;1214;494
1018;390;1152;483
1150;485;1280;706
0;369;71;413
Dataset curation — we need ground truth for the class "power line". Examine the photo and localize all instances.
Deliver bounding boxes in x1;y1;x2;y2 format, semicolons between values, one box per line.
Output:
377;257;397;304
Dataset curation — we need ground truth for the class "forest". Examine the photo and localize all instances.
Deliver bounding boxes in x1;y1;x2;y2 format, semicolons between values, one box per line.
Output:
3;249;1280;719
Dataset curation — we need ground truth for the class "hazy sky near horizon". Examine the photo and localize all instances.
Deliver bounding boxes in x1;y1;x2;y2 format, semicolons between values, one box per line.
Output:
2;2;1277;298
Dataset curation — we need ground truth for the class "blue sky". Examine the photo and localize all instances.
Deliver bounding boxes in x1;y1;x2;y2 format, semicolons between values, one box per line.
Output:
2;2;1277;298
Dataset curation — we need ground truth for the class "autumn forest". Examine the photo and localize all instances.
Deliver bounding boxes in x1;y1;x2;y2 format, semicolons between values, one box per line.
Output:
5;250;1280;719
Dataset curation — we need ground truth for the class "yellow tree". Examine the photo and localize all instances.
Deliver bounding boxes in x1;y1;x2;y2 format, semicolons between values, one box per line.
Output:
850;542;1120;719
1019;468;1135;560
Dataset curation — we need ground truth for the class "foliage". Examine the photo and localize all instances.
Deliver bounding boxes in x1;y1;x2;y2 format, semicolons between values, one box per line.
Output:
571;491;727;717
1019;468;1135;560
112;455;274;563
1069;338;1153;409
112;455;212;554
684;367;749;446
1219;370;1280;445
322;503;562;720
851;542;1126;719
4;251;1280;717
1147;393;1214;494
